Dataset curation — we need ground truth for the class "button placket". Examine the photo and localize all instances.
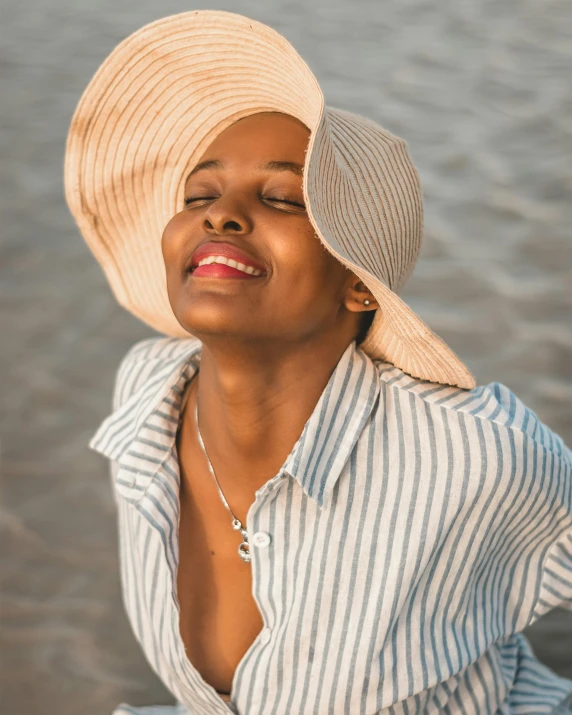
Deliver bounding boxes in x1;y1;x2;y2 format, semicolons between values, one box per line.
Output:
248;471;286;556
259;627;271;645
252;531;272;548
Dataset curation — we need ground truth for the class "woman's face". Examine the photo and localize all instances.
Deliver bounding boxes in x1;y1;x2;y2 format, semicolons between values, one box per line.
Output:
161;111;366;347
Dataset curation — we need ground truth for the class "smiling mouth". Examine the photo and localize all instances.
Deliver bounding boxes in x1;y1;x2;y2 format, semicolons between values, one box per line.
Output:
189;256;267;279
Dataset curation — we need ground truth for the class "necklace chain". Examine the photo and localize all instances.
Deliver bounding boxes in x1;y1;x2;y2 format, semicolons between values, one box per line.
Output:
194;389;251;564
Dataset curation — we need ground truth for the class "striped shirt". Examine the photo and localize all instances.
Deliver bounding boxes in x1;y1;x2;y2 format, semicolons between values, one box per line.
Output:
89;336;572;714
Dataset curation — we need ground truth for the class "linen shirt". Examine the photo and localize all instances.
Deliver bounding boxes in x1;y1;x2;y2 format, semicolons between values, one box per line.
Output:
89;336;572;714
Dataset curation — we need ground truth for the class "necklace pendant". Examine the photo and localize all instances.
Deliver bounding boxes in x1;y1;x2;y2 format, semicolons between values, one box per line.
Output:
232;519;251;564
194;397;251;565
238;541;251;563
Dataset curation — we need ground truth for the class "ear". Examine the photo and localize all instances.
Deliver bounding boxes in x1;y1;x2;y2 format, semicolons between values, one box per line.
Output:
343;277;378;315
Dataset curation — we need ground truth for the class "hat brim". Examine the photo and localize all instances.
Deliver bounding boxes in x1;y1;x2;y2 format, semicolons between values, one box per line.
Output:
65;10;475;389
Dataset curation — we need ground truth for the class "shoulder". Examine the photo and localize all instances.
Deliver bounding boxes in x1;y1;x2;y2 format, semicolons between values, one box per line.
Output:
370;359;572;625
89;335;201;461
372;359;571;461
112;335;201;410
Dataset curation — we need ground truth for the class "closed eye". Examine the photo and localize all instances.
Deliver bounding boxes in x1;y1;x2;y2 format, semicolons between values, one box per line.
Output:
184;196;218;206
183;195;306;210
264;197;306;210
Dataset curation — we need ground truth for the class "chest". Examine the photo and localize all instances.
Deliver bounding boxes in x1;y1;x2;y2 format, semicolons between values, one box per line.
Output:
175;417;266;696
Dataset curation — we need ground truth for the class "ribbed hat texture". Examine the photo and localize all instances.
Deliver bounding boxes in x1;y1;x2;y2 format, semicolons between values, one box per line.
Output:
64;10;476;389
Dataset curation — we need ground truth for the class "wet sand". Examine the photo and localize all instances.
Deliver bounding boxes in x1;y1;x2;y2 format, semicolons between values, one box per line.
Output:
1;0;571;712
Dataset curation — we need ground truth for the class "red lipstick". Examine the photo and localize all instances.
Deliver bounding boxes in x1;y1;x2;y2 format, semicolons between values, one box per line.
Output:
189;241;267;276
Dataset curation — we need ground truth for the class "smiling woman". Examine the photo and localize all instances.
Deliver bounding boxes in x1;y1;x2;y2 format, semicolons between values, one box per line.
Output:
65;9;572;715
160;110;381;695
161;111;376;350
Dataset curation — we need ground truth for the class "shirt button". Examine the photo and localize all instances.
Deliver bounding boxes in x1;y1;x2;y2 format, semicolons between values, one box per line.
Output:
260;628;271;645
252;531;271;549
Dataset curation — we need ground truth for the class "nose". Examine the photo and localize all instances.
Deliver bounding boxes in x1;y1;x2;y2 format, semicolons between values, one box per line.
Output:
202;194;253;235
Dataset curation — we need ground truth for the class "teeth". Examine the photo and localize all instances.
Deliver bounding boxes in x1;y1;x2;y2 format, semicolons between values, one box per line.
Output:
196;255;263;276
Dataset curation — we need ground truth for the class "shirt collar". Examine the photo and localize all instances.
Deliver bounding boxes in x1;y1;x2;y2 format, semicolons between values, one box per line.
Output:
89;339;380;510
280;340;380;508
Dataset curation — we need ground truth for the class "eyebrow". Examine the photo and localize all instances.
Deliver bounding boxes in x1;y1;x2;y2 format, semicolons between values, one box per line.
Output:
186;159;223;181
261;161;304;177
185;159;304;182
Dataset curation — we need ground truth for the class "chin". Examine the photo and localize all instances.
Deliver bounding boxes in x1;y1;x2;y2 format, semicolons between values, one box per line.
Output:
169;292;275;344
173;310;249;342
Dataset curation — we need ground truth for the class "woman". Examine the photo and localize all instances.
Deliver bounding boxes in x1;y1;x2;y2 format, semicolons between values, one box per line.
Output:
65;10;572;715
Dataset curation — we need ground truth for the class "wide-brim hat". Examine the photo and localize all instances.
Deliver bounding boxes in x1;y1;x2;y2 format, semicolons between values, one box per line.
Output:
64;10;476;389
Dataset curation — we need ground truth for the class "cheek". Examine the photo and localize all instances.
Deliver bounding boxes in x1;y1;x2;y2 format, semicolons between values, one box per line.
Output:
270;218;318;268
161;212;189;266
275;226;343;294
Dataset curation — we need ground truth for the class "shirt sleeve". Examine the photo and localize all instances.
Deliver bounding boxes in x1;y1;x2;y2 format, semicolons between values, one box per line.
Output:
111;336;164;411
528;435;572;622
94;337;164;505
109;459;120;506
103;338;161;502
533;529;572;619
481;382;572;627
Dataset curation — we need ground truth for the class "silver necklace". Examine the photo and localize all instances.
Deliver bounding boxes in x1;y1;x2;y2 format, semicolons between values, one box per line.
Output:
194;392;251;564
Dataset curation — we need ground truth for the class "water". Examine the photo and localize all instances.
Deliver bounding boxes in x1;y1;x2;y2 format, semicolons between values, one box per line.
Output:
1;0;571;712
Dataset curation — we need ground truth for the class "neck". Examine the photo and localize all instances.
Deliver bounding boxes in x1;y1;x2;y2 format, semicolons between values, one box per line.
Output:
186;334;354;492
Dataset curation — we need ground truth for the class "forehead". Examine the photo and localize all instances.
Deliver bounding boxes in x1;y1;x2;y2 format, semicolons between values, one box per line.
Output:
199;111;310;161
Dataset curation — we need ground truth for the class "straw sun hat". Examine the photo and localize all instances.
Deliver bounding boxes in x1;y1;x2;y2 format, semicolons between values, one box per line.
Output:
64;10;476;389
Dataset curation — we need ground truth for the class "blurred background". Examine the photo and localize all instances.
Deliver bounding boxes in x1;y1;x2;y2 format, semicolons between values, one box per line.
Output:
1;0;571;713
